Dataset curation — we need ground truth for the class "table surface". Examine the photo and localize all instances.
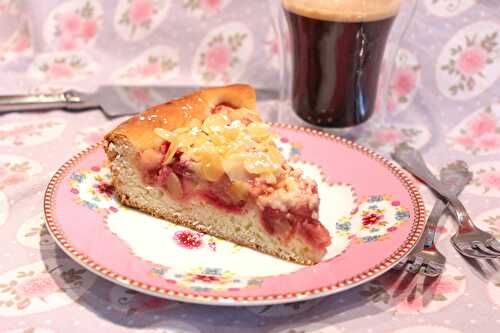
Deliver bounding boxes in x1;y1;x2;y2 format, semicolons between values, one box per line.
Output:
1;1;500;332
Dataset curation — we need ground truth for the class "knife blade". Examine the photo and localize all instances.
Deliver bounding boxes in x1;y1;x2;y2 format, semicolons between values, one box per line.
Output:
0;85;279;118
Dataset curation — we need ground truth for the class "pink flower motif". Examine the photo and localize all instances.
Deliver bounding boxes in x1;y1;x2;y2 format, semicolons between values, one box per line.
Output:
48;63;73;79
429;278;459;294
1;173;25;186
129;0;154;26
454;135;475;147
396;296;424;312
80;19;97;41
374;128;403;144
479;171;500;190
477;133;500;150
200;0;222;13
16;274;60;298
392;68;417;97
139;62;161;77
57;33;79;51
58;12;82;35
205;44;231;74
457;47;488;76
12;37;29;52
467;112;497;137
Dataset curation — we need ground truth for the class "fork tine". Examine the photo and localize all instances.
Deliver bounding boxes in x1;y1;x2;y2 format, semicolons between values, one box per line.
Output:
459;247;496;259
487;239;500;252
406;256;424;273
452;241;495;259
422;262;444;277
473;243;500;257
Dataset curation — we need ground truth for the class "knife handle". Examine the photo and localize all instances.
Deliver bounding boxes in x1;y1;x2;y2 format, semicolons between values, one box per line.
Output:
0;91;89;113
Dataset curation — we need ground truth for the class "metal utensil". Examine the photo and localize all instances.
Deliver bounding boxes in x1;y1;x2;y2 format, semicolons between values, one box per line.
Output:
392;143;500;259
0;85;279;118
395;162;468;276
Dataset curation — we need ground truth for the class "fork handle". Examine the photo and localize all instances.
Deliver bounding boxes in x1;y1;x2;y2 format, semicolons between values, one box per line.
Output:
393;144;475;231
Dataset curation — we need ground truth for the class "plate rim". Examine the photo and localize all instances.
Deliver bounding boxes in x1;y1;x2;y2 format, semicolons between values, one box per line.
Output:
43;123;426;306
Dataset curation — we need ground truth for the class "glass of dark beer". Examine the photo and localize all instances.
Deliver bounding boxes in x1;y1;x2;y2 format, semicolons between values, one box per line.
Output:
270;0;416;128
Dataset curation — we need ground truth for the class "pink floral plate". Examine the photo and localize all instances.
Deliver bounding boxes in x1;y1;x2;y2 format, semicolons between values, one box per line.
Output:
44;124;425;306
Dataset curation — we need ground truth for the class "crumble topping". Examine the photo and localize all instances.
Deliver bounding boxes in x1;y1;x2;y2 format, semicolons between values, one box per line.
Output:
153;107;284;187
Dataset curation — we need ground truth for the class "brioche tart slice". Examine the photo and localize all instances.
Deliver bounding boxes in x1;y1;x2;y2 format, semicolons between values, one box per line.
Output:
104;84;331;265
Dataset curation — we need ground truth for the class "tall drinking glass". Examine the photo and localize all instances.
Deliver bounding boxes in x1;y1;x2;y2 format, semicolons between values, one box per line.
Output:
269;0;417;128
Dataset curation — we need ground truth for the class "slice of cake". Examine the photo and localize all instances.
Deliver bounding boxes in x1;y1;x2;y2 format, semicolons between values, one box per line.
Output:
104;84;331;265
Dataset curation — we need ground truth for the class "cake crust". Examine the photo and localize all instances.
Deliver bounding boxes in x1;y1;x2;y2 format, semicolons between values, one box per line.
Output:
105;84;256;151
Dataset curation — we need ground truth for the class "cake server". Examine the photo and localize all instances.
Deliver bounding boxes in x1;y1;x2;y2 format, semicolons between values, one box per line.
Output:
0;85;278;118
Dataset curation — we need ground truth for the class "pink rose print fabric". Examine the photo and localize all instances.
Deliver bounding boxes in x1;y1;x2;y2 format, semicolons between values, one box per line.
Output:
467;162;500;197
436;21;500;100
114;0;172;41
0;1;499;332
448;103;500;155
192;22;253;85
183;0;232;18
0;21;32;64
360;264;466;314
28;52;98;82
44;0;103;51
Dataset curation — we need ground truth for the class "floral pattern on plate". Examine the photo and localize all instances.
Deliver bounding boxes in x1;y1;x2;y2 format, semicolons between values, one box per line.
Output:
182;0;232;18
0;258;97;316
108;285;175;315
0;20;32;64
447;103;500;155
28;51;98;82
0;191;7;227
436;21;500;100
0;154;42;190
44;0;103;51
148;266;264;293
68;161;358;282
0;118;66;147
349;195;411;243
424;0;475;17
68;165;116;214
112;45;179;84
192;22;253;85
114;0;172;41
467;162;500;196
16;213;56;250
360;264;466;314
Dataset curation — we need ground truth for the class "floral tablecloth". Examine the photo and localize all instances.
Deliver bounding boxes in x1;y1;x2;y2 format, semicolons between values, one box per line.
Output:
1;1;500;332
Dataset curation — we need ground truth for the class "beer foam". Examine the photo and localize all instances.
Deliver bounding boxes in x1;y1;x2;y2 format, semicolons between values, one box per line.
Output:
282;0;401;22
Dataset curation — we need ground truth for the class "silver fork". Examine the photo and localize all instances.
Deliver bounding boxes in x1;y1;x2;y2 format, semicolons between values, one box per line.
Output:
394;162;467;276
393;143;500;259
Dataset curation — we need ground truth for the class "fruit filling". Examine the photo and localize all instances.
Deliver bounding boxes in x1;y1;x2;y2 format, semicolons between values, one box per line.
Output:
136;105;331;250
